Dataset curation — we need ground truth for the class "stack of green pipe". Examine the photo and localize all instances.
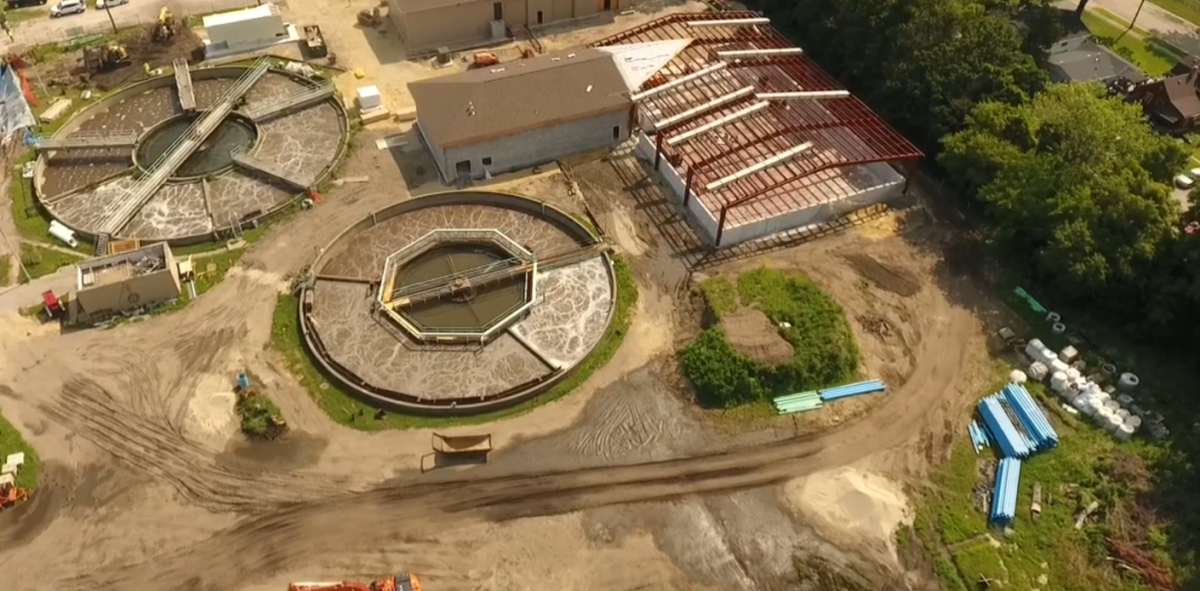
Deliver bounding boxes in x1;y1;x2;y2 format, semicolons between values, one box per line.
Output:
774;390;824;415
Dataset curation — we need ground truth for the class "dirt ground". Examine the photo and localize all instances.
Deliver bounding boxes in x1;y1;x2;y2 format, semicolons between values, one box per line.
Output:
0;6;1001;588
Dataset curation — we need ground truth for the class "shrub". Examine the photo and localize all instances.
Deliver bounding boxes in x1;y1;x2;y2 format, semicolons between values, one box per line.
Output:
681;268;860;408
680;328;766;407
235;391;285;439
737;268;859;390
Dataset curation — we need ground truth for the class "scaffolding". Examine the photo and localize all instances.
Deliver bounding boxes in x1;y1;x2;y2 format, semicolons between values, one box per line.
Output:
591;13;922;247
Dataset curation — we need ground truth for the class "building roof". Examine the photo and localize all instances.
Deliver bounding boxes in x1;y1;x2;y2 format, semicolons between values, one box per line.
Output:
202;3;279;28
1048;41;1146;83
409;49;632;148
1163;73;1200;120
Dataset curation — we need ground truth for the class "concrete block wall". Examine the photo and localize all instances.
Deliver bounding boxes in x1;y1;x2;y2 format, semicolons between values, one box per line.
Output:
443;109;626;181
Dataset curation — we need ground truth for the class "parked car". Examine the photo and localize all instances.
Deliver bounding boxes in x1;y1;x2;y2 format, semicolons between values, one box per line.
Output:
49;0;85;17
1174;174;1194;189
1188;167;1200;179
5;0;48;8
96;0;128;8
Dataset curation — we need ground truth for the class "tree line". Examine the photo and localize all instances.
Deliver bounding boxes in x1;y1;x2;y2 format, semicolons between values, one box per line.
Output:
753;0;1200;346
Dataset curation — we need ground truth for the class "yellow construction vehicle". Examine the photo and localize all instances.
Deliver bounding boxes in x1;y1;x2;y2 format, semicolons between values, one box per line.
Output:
83;44;130;72
153;6;175;42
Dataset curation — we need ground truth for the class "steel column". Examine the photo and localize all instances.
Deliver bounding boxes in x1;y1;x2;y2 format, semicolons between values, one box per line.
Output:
683;167;695;207
654;132;664;170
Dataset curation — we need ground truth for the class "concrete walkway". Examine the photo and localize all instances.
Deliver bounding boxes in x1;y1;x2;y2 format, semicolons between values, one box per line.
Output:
0;265;74;314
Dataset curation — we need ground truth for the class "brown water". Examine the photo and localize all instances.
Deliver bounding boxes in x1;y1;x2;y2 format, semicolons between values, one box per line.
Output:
394;244;527;331
136;113;257;177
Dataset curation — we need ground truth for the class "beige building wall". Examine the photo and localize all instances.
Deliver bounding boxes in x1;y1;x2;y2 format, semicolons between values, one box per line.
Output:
75;246;182;319
405;3;496;52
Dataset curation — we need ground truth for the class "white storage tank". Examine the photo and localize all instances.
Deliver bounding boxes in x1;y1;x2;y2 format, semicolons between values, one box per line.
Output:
1116;423;1135;441
1118;373;1140;392
1051;359;1070;374
1116;408;1131;421
1050;371;1069;393
1009;369;1028;384
1025;339;1045;358
1106;413;1124;433
1066;367;1082;381
48;222;77;248
1126;415;1142;429
1104;399;1120;413
1028;361;1049;381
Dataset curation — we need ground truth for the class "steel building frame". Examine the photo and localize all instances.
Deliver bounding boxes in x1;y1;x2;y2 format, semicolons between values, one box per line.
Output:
591;12;923;246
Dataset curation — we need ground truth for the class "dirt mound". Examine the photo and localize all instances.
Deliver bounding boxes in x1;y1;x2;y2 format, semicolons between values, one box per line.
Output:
84;25;202;90
720;308;794;365
785;467;911;558
844;254;920;297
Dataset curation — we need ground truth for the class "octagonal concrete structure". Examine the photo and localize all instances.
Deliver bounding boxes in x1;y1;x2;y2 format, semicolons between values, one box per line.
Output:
301;190;618;415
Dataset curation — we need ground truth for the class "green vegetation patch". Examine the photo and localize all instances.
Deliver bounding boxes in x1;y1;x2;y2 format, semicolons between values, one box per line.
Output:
19;242;83;282
235;390;285;439
681;268;858;408
914;394;1182;591
271;257;638;431
0;408;39;490
1082;11;1182;77
0;254;11;288
1146;0;1200;28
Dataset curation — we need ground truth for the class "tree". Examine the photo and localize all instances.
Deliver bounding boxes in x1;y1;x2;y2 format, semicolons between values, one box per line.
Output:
765;0;1051;152
940;83;1186;307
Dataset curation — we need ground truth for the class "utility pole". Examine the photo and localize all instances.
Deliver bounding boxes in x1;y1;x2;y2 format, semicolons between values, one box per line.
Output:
103;2;117;35
1116;0;1148;43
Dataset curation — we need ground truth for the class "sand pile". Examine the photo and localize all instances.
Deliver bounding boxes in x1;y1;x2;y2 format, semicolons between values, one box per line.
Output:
785;467;911;557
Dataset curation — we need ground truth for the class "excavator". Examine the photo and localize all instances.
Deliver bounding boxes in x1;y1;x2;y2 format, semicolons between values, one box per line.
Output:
153;7;176;43
289;574;422;591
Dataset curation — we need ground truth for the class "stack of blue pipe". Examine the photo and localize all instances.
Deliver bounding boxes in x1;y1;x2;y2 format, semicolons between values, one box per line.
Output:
1002;383;1059;451
977;395;1033;458
968;420;990;454
989;457;1022;523
817;379;885;402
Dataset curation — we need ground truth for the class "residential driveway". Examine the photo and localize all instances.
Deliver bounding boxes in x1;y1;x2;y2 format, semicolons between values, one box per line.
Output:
1061;0;1200;56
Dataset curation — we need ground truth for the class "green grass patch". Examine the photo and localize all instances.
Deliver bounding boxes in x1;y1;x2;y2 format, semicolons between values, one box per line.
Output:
8;150;93;254
913;402;1161;591
1083;10;1184;77
0;407;39;490
682;268;859;408
0;254;10;287
148;249;244;315
235;390;286;439
270;256;638;431
2;6;47;23
18;242;82;282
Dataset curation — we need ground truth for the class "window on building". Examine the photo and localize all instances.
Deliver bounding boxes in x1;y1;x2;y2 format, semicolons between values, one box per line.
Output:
493;2;502;20
483;156;493;166
612;125;620;140
536;10;543;24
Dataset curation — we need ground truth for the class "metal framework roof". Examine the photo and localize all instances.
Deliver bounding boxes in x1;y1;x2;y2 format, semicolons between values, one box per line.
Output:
590;12;923;232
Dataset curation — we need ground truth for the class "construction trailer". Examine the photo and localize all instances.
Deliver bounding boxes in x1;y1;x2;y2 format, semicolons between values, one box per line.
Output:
203;3;288;55
74;242;181;323
590;13;923;249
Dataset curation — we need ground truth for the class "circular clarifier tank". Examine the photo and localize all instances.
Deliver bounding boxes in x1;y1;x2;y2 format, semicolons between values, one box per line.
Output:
135;112;258;178
302;191;618;414
394;243;527;331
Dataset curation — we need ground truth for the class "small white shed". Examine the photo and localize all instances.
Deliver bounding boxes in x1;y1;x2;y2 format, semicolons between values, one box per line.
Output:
203;3;287;51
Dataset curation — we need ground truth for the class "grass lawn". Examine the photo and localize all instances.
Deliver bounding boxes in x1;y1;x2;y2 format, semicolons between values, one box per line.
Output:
0;254;10;287
1082;11;1184;77
3;6;47;23
270;257;638;431
0;408;39;490
8;151;94;255
18;242;83;282
1147;0;1200;27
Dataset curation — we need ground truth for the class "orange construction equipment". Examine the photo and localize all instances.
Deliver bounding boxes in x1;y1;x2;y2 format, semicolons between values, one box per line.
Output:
0;482;29;510
288;574;421;591
471;52;499;68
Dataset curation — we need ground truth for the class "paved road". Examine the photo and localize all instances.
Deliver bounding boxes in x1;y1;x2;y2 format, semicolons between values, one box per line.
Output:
1062;0;1200;56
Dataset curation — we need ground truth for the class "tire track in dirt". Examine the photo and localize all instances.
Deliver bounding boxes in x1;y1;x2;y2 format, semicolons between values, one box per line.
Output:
37;377;340;513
